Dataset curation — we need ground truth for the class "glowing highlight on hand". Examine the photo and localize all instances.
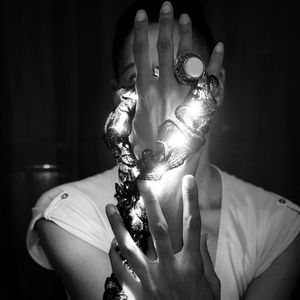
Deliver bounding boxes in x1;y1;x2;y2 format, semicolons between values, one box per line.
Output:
167;131;187;149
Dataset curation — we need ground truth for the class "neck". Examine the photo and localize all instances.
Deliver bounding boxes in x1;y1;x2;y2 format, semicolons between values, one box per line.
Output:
194;144;221;209
150;144;221;254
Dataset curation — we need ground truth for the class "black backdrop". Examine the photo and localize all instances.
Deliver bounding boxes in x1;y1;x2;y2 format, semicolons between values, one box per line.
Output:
1;0;299;299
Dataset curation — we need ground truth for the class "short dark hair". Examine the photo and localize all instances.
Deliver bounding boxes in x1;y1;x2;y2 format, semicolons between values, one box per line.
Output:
112;0;215;79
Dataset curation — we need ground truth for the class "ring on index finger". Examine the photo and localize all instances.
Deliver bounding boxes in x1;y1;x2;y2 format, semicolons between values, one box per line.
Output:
174;52;205;85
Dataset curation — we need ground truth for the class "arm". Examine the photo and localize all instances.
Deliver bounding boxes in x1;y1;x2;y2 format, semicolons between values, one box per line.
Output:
35;219;111;300
244;232;300;300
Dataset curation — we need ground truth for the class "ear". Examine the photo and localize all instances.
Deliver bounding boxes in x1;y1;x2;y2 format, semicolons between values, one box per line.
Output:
110;78;121;107
214;68;225;107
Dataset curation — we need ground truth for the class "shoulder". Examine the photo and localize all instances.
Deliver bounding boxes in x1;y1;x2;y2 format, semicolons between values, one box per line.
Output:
27;166;118;269
34;166;118;214
220;168;300;224
221;169;284;207
27;167;119;297
219;168;300;276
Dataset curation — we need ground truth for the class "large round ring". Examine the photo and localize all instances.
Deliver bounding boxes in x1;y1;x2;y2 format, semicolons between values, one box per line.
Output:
174;52;205;85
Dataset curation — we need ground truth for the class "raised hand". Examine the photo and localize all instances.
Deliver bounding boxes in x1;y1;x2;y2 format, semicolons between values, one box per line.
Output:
106;175;220;300
130;1;224;158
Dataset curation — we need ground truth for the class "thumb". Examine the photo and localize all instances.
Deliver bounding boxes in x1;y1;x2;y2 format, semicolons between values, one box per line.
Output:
200;234;221;299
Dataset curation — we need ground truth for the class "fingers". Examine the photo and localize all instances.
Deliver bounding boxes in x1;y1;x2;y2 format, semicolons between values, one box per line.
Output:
138;181;175;266
109;238;139;290
106;204;148;281
177;14;193;56
133;10;152;93
157;1;175;87
206;42;224;76
182;175;202;258
200;234;221;299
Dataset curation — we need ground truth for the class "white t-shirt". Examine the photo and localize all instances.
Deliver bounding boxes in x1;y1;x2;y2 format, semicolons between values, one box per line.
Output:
26;166;300;300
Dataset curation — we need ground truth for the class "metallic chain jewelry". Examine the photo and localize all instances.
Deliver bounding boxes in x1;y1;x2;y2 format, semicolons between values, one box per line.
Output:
103;53;219;299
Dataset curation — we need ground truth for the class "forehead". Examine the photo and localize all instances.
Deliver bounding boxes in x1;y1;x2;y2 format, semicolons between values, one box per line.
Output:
118;23;209;80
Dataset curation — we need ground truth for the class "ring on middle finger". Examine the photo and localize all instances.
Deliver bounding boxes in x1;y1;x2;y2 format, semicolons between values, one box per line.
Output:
174;52;204;85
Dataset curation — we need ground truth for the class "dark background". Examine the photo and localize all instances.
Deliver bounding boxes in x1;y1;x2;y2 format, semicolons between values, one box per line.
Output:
1;0;299;299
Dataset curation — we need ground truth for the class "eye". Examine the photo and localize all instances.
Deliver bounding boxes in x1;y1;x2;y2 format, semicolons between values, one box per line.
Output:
127;73;136;84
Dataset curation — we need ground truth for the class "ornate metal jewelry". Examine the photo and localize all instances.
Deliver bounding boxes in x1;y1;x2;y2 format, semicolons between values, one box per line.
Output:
174;52;204;85
102;58;218;299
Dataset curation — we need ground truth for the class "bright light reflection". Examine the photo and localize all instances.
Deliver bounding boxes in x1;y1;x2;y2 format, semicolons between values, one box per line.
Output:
130;210;140;225
154;165;167;176
186;100;205;118
131;166;140;178
167;131;187;148
122;285;136;300
113;113;127;133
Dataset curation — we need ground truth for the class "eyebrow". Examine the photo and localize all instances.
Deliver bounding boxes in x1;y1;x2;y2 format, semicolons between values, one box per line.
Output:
122;62;135;74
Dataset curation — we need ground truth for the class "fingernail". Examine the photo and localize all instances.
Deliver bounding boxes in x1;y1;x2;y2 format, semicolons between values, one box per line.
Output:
182;175;196;190
215;42;224;53
179;14;189;25
111;238;120;252
106;204;116;217
161;1;172;14
136;9;146;21
111;237;117;246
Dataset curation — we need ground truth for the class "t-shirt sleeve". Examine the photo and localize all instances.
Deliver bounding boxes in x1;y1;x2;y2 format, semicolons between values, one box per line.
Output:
254;197;300;277
26;171;117;270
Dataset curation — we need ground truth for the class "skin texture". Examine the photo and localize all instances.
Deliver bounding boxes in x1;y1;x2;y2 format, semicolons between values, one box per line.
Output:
106;175;220;300
35;1;300;299
114;2;225;259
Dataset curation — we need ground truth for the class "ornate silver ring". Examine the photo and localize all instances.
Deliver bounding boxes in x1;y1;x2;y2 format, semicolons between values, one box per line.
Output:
174;52;205;85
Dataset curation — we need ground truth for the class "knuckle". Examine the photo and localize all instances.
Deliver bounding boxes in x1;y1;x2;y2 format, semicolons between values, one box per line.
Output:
185;215;201;231
179;24;191;35
110;213;123;227
134;20;146;31
146;285;158;298
152;222;169;240
188;263;200;277
184;187;197;201
177;48;190;57
147;283;164;299
109;250;121;274
121;243;136;259
157;38;172;52
133;42;148;55
159;15;171;25
146;194;158;205
108;247;114;259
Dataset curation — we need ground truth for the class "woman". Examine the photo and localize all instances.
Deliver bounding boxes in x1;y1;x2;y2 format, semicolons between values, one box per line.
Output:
26;1;300;299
